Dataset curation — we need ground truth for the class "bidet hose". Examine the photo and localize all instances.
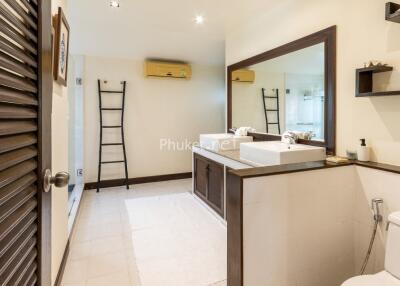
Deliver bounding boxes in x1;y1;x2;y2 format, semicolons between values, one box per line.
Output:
359;219;379;275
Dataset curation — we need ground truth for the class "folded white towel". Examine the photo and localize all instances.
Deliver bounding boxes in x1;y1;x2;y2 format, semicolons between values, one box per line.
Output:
235;127;256;136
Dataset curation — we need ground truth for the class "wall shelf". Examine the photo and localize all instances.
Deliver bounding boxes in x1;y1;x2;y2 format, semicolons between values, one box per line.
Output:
386;2;400;23
356;65;400;97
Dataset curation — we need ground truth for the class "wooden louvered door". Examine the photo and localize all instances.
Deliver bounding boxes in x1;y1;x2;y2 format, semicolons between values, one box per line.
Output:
0;1;53;286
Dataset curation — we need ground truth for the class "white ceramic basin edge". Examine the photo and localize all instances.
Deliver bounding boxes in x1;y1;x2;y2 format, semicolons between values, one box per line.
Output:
240;141;326;166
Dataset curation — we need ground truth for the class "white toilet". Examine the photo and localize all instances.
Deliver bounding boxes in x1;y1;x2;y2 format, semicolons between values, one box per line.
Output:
342;211;400;286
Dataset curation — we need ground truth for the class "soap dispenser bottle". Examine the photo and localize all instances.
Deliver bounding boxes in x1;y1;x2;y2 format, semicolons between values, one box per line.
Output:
357;138;370;162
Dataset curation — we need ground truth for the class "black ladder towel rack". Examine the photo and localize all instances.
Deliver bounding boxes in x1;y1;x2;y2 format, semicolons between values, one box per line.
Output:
261;88;281;134
97;80;129;192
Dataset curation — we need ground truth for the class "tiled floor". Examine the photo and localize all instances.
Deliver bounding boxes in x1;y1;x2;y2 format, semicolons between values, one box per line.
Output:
62;179;227;286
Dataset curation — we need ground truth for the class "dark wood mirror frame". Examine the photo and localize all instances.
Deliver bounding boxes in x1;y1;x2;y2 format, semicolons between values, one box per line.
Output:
227;26;337;154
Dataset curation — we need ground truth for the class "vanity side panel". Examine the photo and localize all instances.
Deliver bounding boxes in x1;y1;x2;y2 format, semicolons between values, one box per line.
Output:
242;166;357;286
226;172;243;286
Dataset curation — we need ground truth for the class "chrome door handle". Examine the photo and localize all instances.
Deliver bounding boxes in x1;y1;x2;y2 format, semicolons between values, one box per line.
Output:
43;169;70;192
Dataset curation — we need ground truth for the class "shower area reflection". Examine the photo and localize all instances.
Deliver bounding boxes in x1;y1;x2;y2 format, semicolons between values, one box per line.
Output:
285;73;324;140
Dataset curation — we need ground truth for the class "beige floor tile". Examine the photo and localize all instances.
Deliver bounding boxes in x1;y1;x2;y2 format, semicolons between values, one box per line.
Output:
62;259;88;285
208;280;227;286
86;270;132;286
63;179;226;286
69;241;91;260
87;250;129;278
61;282;85;286
90;235;126;256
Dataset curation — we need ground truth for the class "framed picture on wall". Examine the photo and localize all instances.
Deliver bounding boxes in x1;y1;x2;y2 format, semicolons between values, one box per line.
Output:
53;7;70;86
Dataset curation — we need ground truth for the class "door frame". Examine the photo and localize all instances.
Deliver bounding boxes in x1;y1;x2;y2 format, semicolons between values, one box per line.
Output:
38;1;53;285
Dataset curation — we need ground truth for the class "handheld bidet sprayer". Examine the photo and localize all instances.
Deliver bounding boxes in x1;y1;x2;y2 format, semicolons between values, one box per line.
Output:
371;198;383;222
360;198;384;275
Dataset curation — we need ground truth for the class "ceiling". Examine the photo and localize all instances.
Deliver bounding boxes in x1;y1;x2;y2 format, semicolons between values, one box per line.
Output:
68;0;226;66
68;0;288;66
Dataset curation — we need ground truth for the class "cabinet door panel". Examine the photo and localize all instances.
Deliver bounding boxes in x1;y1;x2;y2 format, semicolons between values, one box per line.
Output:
194;154;208;199
207;161;224;216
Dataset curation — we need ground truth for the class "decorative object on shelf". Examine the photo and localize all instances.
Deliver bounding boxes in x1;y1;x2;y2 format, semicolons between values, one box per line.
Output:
346;150;358;160
53;7;70;86
356;65;400;97
386;2;400;23
364;61;388;68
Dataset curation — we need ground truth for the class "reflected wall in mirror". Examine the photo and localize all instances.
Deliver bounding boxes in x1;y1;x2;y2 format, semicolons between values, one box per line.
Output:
227;26;336;153
232;43;325;141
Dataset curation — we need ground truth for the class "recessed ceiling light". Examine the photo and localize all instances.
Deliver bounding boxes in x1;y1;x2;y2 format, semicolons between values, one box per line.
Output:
110;1;120;8
195;15;205;25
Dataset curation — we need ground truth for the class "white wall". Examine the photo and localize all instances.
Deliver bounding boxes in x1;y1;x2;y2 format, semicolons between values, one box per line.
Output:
51;0;69;284
83;56;225;182
226;0;400;165
242;165;400;285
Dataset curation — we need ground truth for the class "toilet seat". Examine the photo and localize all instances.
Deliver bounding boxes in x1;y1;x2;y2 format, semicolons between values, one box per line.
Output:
342;271;400;286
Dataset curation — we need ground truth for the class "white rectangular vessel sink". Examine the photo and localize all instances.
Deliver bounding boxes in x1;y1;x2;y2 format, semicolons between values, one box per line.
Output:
240;141;326;166
200;133;253;152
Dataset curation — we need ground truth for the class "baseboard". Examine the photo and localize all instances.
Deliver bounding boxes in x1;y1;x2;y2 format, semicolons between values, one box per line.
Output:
84;172;192;190
54;240;70;286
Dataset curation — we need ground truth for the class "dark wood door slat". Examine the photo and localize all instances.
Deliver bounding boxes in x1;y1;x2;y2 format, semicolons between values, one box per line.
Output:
0;134;37;154
8;257;37;286
20;0;38;19
0;199;36;241
0;51;37;80
0;37;37;68
0;213;36;258
3;0;37;31
30;0;38;7
25;273;37;286
0;172;36;206
0;1;40;284
0;87;37;106
0;147;37;172
0;228;36;275
0;239;36;285
0;3;38;43
0;120;37;136
0;186;36;224
0;69;37;93
0;19;37;56
0;105;37;119
0;160;37;189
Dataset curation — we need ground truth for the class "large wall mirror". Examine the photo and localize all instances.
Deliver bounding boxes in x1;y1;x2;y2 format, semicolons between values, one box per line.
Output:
227;26;336;154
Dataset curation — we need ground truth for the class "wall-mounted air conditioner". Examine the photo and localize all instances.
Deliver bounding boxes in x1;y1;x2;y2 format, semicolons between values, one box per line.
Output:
232;69;255;83
144;60;192;79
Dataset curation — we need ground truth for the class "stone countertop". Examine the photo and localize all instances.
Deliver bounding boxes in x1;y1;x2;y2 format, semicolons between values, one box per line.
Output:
194;147;259;168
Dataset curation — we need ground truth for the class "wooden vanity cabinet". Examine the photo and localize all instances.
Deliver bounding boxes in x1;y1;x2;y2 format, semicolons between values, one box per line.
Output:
194;153;224;217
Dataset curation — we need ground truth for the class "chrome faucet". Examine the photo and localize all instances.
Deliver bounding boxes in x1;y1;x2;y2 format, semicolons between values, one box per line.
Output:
282;131;297;145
